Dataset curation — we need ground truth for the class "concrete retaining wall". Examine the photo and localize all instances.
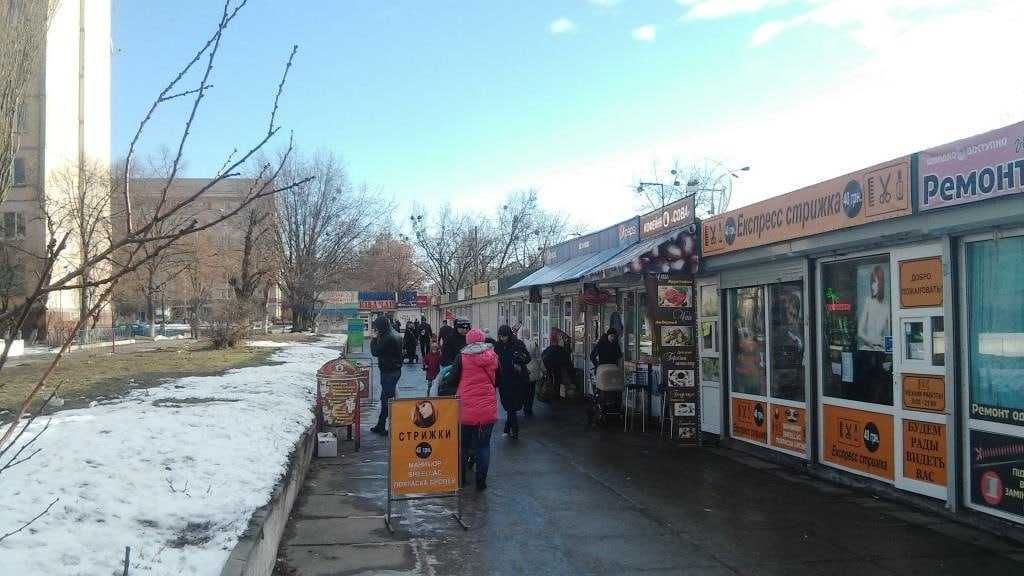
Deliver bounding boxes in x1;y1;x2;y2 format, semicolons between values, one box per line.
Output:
220;424;316;576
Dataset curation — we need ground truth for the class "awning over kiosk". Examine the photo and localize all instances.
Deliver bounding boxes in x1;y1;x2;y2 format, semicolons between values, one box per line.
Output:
509;245;627;290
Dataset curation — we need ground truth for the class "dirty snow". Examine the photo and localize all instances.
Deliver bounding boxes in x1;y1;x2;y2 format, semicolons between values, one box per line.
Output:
244;340;293;348
0;343;341;575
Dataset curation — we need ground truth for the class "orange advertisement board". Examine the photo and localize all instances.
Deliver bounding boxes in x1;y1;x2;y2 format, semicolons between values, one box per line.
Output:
823;405;894;480
471;282;488;299
702;157;911;256
389;398;460;497
731;397;768;444
902;420;947;487
902;374;945;413
771;405;807;455
899;257;943;308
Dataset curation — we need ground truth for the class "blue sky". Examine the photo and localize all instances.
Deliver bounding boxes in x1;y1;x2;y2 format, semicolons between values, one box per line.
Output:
112;0;1023;230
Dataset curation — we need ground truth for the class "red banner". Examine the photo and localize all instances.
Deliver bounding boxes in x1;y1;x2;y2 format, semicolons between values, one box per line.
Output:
359;300;395;311
415;294;430;307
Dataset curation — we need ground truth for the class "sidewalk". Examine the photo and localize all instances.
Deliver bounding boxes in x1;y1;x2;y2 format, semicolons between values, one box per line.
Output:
276;362;1024;576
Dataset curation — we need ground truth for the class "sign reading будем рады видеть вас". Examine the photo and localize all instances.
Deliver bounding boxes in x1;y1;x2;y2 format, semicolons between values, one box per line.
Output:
919;120;1024;211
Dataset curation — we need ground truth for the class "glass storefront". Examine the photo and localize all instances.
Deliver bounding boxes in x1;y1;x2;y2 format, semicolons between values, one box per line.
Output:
730;287;766;396
964;232;1024;521
726;280;808;457
821;255;894;406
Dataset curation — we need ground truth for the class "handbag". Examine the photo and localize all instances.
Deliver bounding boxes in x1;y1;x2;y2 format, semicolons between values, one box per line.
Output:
437;355;462;396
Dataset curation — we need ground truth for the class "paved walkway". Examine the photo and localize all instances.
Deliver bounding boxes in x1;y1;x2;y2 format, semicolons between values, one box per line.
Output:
276;361;1024;575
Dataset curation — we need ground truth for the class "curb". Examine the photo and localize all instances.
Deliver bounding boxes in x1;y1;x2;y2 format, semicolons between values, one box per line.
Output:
220;423;316;576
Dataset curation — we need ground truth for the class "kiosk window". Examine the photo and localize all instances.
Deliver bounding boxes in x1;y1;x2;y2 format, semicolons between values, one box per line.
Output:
730;287;766;396
639;292;653;359
821;255;893;405
770;282;805;401
967;236;1024;425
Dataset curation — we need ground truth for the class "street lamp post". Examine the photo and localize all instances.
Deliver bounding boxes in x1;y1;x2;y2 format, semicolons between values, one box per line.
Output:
677;163;750;216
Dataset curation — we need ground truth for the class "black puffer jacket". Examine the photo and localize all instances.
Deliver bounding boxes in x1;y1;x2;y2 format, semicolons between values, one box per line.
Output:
371;317;403;372
590;335;622;367
494;336;531;411
440;331;466;367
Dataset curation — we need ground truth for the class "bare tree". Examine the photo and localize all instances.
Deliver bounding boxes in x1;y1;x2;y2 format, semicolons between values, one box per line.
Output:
182;233;215;340
408;190;573;293
44;158;113;343
0;0;60;206
276;151;380;332
0;0;310;542
407;206;476;295
352;230;422;292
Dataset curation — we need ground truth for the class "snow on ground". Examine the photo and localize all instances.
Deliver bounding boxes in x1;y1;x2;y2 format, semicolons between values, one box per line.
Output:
0;343;341;575
243;340;294;348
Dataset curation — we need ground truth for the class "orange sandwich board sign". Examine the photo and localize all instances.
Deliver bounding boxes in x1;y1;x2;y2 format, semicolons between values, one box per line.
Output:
386;397;467;531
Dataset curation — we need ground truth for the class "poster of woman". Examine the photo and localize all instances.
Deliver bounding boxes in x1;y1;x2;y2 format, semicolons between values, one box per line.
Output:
857;264;890;352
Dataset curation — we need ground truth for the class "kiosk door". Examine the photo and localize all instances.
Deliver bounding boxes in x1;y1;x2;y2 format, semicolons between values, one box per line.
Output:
891;243;949;500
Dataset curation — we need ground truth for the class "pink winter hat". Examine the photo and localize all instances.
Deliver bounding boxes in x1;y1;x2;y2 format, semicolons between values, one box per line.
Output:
466;328;486;344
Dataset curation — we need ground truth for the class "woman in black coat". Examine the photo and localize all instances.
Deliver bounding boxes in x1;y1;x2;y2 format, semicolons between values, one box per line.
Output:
419;318;433;358
403;321;419;363
494;325;531;439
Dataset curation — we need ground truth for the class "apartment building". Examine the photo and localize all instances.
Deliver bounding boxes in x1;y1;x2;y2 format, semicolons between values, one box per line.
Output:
114;178;282;324
2;0;111;339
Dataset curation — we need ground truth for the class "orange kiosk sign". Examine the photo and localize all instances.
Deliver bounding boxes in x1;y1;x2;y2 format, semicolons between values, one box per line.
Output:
386;397;467;530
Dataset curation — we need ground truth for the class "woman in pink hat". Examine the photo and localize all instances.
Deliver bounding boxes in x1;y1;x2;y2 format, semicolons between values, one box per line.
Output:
456;327;499;490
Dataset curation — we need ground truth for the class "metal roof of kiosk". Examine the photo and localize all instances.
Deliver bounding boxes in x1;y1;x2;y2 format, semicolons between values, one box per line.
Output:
508;217;640;290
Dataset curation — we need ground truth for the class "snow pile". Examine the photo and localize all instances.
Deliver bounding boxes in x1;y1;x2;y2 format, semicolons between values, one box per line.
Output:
244;340;293;348
0;344;339;575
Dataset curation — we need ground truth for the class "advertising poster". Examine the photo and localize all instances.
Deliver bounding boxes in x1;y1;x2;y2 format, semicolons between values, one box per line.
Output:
918;120;1024;211
771;405;807;455
902;420;947;487
626;223;701;276
321;378;359;427
902;374;945;413
702;157;911;256
346;319;365;349
645;274;699;445
359;291;396;311
899;257;943;308
823;405;894;480
732;397;768;445
970;429;1024;519
389;398;460;497
856;263;891;352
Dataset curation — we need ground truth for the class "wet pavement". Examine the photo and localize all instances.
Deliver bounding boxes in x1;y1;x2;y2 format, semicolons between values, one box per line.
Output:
276;360;1024;575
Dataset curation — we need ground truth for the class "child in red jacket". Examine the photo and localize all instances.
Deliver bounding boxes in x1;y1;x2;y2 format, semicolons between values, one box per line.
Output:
422;340;442;395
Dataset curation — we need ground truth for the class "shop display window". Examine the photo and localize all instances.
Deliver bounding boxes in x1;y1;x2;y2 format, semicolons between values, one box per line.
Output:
730;287;766;396
624;292;637;361
700;285;720;355
770;282;805;401
639;292;653;359
966;236;1024;426
821;255;894;405
931;316;945;366
701;357;721;383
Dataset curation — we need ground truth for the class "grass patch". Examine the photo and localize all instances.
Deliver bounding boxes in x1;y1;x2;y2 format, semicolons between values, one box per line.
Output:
0;340;277;418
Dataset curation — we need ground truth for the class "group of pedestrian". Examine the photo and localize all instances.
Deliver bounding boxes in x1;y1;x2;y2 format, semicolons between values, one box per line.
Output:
401;317;433;364
371;313;591;491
